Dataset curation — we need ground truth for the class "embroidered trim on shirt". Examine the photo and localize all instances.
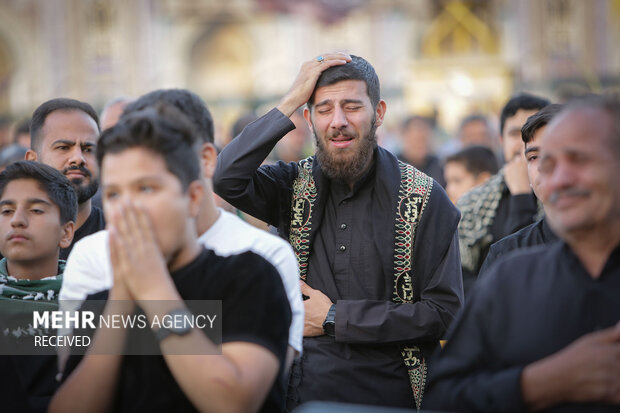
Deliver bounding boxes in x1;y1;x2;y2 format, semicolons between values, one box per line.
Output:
289;157;317;281
395;161;432;411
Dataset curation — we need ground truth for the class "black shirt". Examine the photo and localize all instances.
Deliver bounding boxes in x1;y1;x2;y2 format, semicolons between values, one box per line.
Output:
60;206;105;261
213;108;463;410
64;248;291;413
462;187;539;297
479;217;558;276
425;241;620;412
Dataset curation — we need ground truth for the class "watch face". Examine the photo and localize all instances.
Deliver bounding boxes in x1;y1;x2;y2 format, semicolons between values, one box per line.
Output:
323;321;335;336
165;308;193;334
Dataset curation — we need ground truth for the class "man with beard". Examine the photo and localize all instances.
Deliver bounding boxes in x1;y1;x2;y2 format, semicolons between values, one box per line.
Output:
214;53;463;410
26;98;105;260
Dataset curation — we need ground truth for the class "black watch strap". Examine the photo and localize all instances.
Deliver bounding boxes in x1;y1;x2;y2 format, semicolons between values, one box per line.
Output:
154;308;193;343
322;304;336;337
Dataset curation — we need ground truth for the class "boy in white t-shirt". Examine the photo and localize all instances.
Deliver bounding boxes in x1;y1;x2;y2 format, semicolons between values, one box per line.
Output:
59;89;303;373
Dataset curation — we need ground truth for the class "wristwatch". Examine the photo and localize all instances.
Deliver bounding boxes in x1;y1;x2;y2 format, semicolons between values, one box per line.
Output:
322;304;336;337
154;308;193;343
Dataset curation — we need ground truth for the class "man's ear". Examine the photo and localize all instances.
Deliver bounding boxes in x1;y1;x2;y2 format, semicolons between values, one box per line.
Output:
187;180;205;218
374;100;387;128
25;149;38;161
200;143;218;180
59;221;75;249
303;107;313;130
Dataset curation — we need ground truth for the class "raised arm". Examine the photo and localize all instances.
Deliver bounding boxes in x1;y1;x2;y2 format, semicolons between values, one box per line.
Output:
213;53;351;226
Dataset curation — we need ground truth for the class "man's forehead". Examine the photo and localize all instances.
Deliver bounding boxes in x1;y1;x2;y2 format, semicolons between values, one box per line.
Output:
41;109;99;140
314;79;369;101
1;178;51;200
527;125;548;147
506;109;539;128
101;148;169;182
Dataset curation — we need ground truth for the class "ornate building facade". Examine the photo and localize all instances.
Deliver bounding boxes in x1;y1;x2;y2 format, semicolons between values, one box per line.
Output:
0;0;618;144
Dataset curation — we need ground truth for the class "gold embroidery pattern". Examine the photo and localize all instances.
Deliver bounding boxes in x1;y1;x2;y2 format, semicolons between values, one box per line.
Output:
394;161;433;411
289;157;317;281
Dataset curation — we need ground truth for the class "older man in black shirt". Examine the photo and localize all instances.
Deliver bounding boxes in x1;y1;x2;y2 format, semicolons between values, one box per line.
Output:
425;95;620;412
214;53;463;410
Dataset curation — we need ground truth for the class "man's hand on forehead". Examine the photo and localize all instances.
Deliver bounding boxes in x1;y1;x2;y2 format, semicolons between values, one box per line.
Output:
277;52;351;118
108;200;175;302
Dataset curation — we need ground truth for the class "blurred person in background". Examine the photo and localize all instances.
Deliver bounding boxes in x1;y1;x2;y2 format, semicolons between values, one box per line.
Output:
478;104;564;275
458;114;496;149
457;93;549;297
0;144;27;172
443;145;498;204
398;115;445;186
272;109;313;164
99;97;134;131
438;114;497;159
0;115;13;151
13;118;31;148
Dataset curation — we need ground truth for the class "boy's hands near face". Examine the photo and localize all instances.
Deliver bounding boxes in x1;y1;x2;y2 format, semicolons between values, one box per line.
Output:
108;200;180;302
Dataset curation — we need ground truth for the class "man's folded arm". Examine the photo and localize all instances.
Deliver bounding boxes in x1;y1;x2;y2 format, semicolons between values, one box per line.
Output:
335;232;463;344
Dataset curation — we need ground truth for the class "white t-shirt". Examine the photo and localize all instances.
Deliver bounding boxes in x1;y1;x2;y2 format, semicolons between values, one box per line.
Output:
60;209;303;353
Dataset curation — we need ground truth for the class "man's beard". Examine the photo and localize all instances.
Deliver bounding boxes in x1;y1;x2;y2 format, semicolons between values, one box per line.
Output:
63;165;99;204
313;118;377;183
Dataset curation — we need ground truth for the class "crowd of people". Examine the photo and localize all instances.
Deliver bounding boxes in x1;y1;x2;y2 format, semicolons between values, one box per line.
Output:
0;51;618;413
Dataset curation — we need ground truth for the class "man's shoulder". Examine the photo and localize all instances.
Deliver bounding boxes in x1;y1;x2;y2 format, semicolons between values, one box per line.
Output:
198;248;284;292
483;242;562;285
489;220;545;253
201;210;295;260
68;229;108;262
86;206;106;228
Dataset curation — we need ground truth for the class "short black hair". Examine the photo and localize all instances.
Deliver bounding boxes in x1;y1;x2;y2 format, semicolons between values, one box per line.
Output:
0;160;78;224
97;104;202;191
308;55;380;109
30;98;100;151
499;93;550;135
123;89;214;144
445;145;499;177
521;104;564;145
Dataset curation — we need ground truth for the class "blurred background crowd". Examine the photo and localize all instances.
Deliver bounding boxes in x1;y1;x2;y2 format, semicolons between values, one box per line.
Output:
0;0;619;196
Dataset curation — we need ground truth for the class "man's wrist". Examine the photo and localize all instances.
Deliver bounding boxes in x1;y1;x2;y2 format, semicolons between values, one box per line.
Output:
521;356;569;411
322;304;336;337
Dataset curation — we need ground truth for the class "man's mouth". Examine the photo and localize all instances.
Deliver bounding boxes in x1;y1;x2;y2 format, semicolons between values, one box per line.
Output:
65;171;85;179
8;233;29;242
329;135;354;149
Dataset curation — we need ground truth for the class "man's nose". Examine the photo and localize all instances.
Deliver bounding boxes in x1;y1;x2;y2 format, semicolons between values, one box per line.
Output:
10;208;27;228
68;147;86;166
330;106;349;130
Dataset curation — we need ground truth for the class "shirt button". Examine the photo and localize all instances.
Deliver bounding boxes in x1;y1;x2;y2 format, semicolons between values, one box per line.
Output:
340;223;347;230
339;245;346;252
